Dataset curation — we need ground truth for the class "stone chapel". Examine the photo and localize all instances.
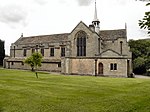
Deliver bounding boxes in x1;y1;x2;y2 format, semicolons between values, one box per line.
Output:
4;1;132;77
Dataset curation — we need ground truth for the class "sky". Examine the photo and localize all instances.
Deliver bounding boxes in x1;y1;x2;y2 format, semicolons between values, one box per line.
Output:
0;0;149;55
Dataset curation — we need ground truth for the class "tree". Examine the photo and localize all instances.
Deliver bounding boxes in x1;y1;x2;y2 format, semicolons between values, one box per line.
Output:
0;40;5;66
24;56;34;71
24;52;43;78
133;57;146;74
128;39;150;75
139;2;150;35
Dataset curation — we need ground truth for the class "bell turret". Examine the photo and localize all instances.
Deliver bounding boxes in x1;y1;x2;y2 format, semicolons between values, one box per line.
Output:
92;0;100;33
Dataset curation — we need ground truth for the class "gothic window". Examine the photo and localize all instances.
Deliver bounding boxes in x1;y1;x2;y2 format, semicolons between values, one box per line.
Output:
110;63;117;71
50;48;54;57
22;62;24;66
76;31;86;56
61;47;65;57
41;48;44;56
36;45;38;52
98;38;100;54
32;48;35;54
23;49;27;57
120;41;123;55
114;63;117;70
58;62;61;67
110;63;114;70
14;46;15;57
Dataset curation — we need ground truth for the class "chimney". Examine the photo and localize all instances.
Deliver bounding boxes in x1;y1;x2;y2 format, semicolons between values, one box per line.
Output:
89;24;95;32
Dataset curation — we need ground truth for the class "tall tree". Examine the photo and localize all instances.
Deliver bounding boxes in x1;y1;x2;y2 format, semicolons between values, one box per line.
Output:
24;52;43;78
0;40;5;66
129;39;150;75
139;2;150;35
24;56;34;71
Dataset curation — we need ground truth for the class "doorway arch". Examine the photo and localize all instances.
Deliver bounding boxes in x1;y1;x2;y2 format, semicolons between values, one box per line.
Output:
98;63;103;75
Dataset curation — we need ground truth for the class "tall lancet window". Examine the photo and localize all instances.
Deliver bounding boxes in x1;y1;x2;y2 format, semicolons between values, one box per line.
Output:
76;31;86;56
120;41;123;55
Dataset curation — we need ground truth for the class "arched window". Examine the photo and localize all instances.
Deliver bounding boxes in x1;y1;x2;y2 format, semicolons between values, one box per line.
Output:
120;41;123;55
23;49;27;57
13;46;15;58
41;48;44;56
98;63;103;75
76;31;86;56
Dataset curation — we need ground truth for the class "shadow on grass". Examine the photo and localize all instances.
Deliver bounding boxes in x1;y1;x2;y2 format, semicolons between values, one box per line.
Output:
38;71;49;74
0;107;4;112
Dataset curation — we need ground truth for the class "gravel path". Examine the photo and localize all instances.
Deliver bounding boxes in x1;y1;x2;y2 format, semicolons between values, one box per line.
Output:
135;75;150;79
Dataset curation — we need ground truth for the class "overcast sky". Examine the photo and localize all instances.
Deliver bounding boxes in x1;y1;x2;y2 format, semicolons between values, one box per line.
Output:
0;0;149;55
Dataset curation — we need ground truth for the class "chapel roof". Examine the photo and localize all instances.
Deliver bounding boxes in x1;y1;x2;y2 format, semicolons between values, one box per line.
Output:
14;28;126;45
14;33;70;45
100;29;126;40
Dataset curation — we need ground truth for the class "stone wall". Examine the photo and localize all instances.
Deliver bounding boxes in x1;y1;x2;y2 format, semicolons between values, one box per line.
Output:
68;22;99;57
4;61;61;72
10;41;68;58
63;58;132;77
97;58;129;77
71;59;95;75
10;46;65;59
102;38;131;57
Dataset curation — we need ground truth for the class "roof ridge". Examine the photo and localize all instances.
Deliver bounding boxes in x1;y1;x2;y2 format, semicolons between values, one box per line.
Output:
22;33;70;38
14;33;70;45
100;29;126;32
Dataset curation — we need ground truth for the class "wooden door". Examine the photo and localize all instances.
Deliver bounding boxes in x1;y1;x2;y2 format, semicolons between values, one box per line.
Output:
98;63;103;75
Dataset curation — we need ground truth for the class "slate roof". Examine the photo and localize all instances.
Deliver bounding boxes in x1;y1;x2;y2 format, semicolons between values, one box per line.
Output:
6;57;61;62
14;28;126;45
100;29;126;40
14;33;70;45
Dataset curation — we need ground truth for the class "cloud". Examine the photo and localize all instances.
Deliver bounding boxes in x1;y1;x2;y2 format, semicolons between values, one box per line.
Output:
33;0;48;5
115;0;130;5
0;0;48;28
0;4;28;27
75;0;93;6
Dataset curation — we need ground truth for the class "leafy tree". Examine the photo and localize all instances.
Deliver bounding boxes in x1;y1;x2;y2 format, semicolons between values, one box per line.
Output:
24;52;43;78
139;2;150;35
133;57;146;74
0;40;5;66
129;39;150;75
24;56;34;71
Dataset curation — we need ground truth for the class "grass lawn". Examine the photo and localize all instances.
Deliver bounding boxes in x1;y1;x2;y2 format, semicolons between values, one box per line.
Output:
0;69;150;112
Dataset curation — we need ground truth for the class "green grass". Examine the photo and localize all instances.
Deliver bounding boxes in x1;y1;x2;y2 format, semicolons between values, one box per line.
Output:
0;69;150;112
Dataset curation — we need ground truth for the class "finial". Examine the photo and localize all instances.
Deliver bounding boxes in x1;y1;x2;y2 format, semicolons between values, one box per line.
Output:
125;23;127;29
94;0;98;21
92;0;100;33
21;33;23;37
125;23;127;37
